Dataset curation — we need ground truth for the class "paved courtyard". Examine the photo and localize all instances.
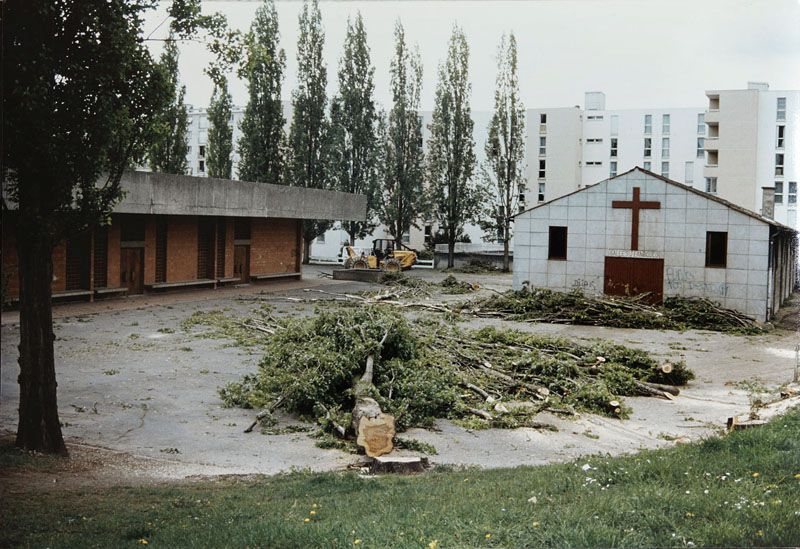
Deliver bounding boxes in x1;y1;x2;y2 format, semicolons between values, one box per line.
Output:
1;266;798;482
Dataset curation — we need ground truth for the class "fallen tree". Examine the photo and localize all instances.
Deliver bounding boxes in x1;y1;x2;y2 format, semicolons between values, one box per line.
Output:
208;307;694;442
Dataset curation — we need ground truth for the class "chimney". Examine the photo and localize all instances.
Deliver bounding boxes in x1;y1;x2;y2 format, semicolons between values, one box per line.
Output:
761;186;775;219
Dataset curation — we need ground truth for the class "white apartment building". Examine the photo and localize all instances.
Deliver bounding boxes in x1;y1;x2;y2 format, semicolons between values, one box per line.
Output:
703;82;798;232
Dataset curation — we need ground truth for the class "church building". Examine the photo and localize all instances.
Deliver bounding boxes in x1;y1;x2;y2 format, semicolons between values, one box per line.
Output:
513;168;797;322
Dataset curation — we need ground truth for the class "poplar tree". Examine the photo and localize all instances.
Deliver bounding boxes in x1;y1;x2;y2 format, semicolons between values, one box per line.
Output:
206;76;234;179
237;0;286;184
328;13;380;245
148;33;189;175
288;0;329;262
480;32;526;272
427;25;479;268
380;20;425;248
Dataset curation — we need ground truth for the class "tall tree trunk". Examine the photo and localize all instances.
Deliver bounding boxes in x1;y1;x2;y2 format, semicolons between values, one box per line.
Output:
447;228;455;268
303;236;312;265
502;225;510;272
349;231;356;247
16;231;67;456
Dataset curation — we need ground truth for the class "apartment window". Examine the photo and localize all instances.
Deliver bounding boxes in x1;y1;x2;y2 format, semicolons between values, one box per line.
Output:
539;136;546;156
697;113;705;134
685;161;694;184
587;115;604;120
199;145;206;157
775;181;783;204
316;233;326;243
610;115;619;136
644;114;652;134
775;153;784;176
548;226;568;260
705;177;717;193
644;138;652;158
643;161;652;171
199;160;205;173
661;161;669;177
662;114;671;135
705;232;727;268
776;125;785;148
696;137;705;157
587;138;603;143
610;161;618;177
538;159;546;179
402;229;411;244
610;138;618;157
790;182;798;204
188;145;192;154
538;182;545;203
199;116;208;129
662;137;670;159
540;113;547;124
777;97;786;121
586;161;602;166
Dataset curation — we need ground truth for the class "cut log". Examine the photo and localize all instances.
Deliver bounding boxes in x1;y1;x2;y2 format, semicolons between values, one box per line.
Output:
352;330;396;457
633;380;679;399
369;455;429;475
727;416;767;431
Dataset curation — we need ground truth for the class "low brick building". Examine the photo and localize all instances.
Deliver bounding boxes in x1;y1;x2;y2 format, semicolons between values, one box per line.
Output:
2;171;366;302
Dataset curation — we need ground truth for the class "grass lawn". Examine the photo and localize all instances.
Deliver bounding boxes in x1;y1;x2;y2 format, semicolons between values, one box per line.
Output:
2;410;800;548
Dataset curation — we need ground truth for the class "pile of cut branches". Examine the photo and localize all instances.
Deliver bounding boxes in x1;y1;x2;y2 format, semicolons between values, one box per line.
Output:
462;289;763;334
213;307;692;438
379;272;478;295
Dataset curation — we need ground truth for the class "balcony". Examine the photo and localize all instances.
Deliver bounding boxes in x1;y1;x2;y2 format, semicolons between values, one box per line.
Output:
704;110;719;124
704;137;719;151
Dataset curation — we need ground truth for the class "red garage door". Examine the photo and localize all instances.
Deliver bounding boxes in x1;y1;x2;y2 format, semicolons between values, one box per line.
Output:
603;257;664;304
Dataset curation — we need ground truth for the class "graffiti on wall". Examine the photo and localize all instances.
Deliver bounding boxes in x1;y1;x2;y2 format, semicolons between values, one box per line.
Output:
570;278;598;292
665;267;728;297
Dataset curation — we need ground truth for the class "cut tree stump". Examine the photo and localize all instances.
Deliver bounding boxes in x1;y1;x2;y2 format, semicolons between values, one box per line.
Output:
727;416;767;431
369;455;429;474
356;413;396;457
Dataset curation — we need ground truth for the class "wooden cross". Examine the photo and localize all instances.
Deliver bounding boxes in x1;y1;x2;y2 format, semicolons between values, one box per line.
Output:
612;187;660;250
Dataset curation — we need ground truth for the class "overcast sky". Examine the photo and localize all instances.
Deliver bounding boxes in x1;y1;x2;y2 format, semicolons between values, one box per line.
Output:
143;0;800;112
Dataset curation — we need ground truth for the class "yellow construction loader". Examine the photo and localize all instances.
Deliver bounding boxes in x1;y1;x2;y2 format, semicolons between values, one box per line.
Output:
343;239;417;272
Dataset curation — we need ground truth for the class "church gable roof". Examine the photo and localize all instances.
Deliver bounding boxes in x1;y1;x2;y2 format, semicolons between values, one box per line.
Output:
516;167;796;234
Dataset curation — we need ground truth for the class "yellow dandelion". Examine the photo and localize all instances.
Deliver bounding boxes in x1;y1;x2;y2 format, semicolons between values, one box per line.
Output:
304;518;311;523
752;472;760;478
756;530;764;537
313;503;318;508
794;473;800;479
137;540;149;546
532;521;541;528
310;510;317;515
428;540;439;549
685;512;695;518
485;533;492;539
354;540;362;545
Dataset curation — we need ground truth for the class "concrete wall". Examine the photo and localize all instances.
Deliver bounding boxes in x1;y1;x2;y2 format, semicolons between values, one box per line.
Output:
114;171;367;222
514;170;778;321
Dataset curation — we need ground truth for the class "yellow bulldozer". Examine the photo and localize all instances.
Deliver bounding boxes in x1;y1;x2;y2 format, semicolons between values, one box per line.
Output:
343;239;417;273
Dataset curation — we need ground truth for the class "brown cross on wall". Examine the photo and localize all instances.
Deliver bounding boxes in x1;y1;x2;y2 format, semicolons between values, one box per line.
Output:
612;187;661;250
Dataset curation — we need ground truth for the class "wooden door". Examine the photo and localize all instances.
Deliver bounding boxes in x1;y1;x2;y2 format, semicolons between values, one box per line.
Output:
120;248;144;295
603;257;664;303
233;245;250;282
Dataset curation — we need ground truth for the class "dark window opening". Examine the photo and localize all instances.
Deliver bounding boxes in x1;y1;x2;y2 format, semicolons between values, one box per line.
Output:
548;226;568;260
540;113;547;124
65;232;91;290
93;226;108;288
234;218;251;241
216;220;226;278
120;215;145;243
705;231;727;268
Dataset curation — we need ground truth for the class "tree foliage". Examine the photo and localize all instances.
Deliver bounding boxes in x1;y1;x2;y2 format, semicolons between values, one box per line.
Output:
288;0;331;261
479;32;526;271
427;25;480;268
237;0;287;184
380;20;426;247
2;0;236;455
148;33;189;175
206;76;234;179
328;14;381;245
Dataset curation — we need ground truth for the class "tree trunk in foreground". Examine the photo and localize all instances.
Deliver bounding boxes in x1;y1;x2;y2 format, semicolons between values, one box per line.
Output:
502;229;510;272
16;232;67;455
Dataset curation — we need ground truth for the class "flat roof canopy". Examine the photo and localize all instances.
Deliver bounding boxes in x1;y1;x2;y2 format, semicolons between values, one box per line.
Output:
114;171;367;221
